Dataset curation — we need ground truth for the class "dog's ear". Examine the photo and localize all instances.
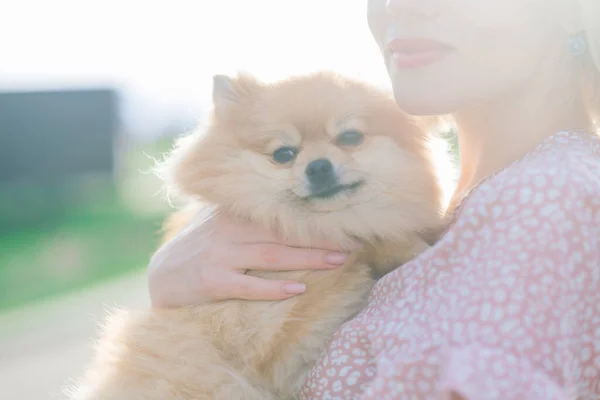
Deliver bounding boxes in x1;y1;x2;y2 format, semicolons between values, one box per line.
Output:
212;73;262;114
212;75;236;106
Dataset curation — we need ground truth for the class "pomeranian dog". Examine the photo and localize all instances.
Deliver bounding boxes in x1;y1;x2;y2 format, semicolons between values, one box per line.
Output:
68;72;445;400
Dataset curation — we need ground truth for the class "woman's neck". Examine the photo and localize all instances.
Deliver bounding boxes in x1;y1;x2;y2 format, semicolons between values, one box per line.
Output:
449;63;591;210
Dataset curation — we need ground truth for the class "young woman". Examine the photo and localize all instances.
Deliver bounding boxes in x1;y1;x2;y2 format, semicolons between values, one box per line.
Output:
148;0;600;397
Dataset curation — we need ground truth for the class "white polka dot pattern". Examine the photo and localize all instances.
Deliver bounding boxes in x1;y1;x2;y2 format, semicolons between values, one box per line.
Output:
300;132;600;400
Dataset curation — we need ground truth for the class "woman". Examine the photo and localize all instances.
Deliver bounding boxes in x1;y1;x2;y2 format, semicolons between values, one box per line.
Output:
148;0;600;398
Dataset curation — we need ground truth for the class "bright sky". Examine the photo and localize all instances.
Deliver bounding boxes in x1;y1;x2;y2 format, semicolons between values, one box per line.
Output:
1;0;390;137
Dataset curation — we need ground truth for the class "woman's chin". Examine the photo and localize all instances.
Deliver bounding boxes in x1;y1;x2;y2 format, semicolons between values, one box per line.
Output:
391;91;462;117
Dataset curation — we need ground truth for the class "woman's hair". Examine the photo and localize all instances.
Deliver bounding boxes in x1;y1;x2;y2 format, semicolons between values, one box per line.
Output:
581;0;600;128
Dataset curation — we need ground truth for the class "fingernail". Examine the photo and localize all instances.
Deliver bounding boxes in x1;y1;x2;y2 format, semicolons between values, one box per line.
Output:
326;252;348;265
283;283;306;295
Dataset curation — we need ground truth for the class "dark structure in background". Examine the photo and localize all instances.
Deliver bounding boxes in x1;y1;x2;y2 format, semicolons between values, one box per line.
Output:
0;89;118;182
0;89;120;231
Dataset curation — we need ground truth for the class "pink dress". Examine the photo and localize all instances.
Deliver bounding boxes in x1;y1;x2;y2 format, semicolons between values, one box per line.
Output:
300;131;600;400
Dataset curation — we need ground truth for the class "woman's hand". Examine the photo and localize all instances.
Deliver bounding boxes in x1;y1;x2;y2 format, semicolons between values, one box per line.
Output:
147;211;350;308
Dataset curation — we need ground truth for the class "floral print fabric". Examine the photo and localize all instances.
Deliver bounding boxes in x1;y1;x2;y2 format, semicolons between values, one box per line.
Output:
301;131;600;400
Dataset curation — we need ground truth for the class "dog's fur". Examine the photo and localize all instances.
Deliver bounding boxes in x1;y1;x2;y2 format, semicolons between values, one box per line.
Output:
68;72;445;400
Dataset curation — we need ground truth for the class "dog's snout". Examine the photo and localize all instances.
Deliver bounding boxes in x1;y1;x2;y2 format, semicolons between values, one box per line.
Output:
305;158;335;185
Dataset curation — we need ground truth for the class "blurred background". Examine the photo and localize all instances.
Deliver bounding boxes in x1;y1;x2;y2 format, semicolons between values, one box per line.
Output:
0;1;402;398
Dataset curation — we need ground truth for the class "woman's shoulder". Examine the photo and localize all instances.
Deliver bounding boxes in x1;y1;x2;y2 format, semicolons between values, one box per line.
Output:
478;131;599;207
522;131;600;202
451;131;600;237
534;130;600;178
555;132;600;195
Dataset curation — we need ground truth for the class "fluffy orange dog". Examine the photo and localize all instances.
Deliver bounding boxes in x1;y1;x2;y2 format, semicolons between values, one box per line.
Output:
69;72;445;400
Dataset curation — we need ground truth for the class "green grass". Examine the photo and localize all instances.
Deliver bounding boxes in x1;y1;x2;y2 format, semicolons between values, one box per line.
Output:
0;137;175;312
0;191;165;311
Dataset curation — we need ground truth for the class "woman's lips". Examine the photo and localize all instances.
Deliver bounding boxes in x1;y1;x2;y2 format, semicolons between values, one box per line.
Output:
387;37;454;69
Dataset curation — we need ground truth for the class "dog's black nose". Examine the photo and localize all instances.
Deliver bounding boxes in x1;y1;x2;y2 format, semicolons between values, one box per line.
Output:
305;158;336;186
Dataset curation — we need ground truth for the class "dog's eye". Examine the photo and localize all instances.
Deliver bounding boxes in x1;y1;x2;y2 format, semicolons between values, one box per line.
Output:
272;146;298;164
335;130;364;147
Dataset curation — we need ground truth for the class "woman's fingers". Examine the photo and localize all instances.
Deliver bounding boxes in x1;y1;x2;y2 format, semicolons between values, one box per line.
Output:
225;274;308;301
149;208;354;306
231;243;349;271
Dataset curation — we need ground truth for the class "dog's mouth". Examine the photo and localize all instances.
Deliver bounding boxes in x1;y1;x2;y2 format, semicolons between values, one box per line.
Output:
306;180;365;200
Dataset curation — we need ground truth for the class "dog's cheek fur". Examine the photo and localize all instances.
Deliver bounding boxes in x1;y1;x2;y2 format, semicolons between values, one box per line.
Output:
164;131;229;200
357;136;444;231
168;134;295;224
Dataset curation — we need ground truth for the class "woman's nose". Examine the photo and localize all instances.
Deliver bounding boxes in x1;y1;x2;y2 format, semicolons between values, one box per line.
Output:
385;0;439;19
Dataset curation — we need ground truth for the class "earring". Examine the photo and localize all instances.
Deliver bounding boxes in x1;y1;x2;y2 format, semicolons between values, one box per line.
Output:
569;34;587;56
